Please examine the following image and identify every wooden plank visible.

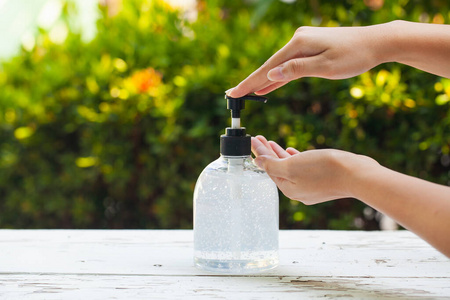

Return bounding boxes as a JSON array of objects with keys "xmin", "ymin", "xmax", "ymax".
[
  {"xmin": 0, "ymin": 230, "xmax": 447, "ymax": 277},
  {"xmin": 1, "ymin": 274, "xmax": 449, "ymax": 299},
  {"xmin": 0, "ymin": 230, "xmax": 448, "ymax": 298}
]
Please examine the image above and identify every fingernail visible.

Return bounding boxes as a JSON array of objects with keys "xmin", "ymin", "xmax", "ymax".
[
  {"xmin": 225, "ymin": 88, "xmax": 235, "ymax": 96},
  {"xmin": 267, "ymin": 67, "xmax": 285, "ymax": 81}
]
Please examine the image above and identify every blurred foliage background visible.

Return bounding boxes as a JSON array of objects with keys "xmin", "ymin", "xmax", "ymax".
[{"xmin": 0, "ymin": 0, "xmax": 449, "ymax": 229}]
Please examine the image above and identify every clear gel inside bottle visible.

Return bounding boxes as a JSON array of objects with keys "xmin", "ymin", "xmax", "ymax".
[{"xmin": 193, "ymin": 155, "xmax": 279, "ymax": 273}]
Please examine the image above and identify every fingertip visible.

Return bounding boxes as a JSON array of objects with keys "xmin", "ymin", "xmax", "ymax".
[
  {"xmin": 225, "ymin": 88, "xmax": 234, "ymax": 96},
  {"xmin": 226, "ymin": 88, "xmax": 236, "ymax": 97},
  {"xmin": 255, "ymin": 135, "xmax": 268, "ymax": 143},
  {"xmin": 227, "ymin": 85, "xmax": 246, "ymax": 98},
  {"xmin": 267, "ymin": 140, "xmax": 279, "ymax": 150},
  {"xmin": 251, "ymin": 136, "xmax": 260, "ymax": 148},
  {"xmin": 268, "ymin": 140, "xmax": 292, "ymax": 159},
  {"xmin": 251, "ymin": 136, "xmax": 261, "ymax": 147},
  {"xmin": 267, "ymin": 140, "xmax": 278, "ymax": 151},
  {"xmin": 286, "ymin": 147, "xmax": 301, "ymax": 155},
  {"xmin": 251, "ymin": 137, "xmax": 272, "ymax": 157}
]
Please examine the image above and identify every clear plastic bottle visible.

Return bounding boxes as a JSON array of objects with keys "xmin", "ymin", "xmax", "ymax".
[
  {"xmin": 193, "ymin": 155, "xmax": 279, "ymax": 273},
  {"xmin": 193, "ymin": 94, "xmax": 279, "ymax": 273}
]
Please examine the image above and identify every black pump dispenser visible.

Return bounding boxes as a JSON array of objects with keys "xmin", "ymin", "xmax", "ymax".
[{"xmin": 220, "ymin": 94, "xmax": 268, "ymax": 156}]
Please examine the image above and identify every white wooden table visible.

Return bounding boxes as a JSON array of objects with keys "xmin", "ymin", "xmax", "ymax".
[{"xmin": 0, "ymin": 230, "xmax": 449, "ymax": 299}]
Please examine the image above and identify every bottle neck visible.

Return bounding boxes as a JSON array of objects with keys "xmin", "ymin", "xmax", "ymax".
[{"xmin": 220, "ymin": 154, "xmax": 251, "ymax": 160}]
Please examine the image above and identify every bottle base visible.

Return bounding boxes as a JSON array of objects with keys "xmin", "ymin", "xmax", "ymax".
[{"xmin": 194, "ymin": 257, "xmax": 279, "ymax": 274}]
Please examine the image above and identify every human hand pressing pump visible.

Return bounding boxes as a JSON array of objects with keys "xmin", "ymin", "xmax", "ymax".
[{"xmin": 227, "ymin": 20, "xmax": 450, "ymax": 98}]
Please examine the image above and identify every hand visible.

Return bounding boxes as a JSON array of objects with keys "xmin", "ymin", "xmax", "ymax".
[
  {"xmin": 228, "ymin": 24, "xmax": 384, "ymax": 97},
  {"xmin": 228, "ymin": 21, "xmax": 450, "ymax": 97},
  {"xmin": 251, "ymin": 135, "xmax": 379, "ymax": 204},
  {"xmin": 253, "ymin": 136, "xmax": 450, "ymax": 258}
]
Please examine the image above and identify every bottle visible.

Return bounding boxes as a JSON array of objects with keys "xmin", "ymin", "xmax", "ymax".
[{"xmin": 193, "ymin": 94, "xmax": 279, "ymax": 273}]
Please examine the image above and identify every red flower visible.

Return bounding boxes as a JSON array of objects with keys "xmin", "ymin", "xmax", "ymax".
[{"xmin": 131, "ymin": 68, "xmax": 162, "ymax": 93}]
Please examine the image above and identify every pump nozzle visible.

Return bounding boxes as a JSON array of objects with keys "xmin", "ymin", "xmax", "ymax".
[
  {"xmin": 225, "ymin": 94, "xmax": 267, "ymax": 128},
  {"xmin": 225, "ymin": 94, "xmax": 268, "ymax": 118}
]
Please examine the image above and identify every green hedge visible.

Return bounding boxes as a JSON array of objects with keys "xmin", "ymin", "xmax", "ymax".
[{"xmin": 0, "ymin": 0, "xmax": 449, "ymax": 229}]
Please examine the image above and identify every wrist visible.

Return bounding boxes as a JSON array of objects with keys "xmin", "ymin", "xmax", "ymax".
[
  {"xmin": 340, "ymin": 153, "xmax": 382, "ymax": 200},
  {"xmin": 365, "ymin": 20, "xmax": 405, "ymax": 65}
]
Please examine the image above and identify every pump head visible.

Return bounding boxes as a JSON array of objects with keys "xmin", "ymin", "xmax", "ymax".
[
  {"xmin": 220, "ymin": 94, "xmax": 268, "ymax": 156},
  {"xmin": 225, "ymin": 95, "xmax": 267, "ymax": 125}
]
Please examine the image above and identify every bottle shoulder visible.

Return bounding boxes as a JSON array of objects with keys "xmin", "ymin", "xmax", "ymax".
[
  {"xmin": 203, "ymin": 156, "xmax": 266, "ymax": 175},
  {"xmin": 194, "ymin": 156, "xmax": 278, "ymax": 198}
]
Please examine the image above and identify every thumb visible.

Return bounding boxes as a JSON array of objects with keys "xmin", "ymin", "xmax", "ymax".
[
  {"xmin": 267, "ymin": 56, "xmax": 321, "ymax": 82},
  {"xmin": 254, "ymin": 155, "xmax": 290, "ymax": 179}
]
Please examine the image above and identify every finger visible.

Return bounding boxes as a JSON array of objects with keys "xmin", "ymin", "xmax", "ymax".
[
  {"xmin": 254, "ymin": 155, "xmax": 291, "ymax": 179},
  {"xmin": 230, "ymin": 54, "xmax": 323, "ymax": 96},
  {"xmin": 255, "ymin": 135, "xmax": 278, "ymax": 157},
  {"xmin": 268, "ymin": 141, "xmax": 291, "ymax": 158},
  {"xmin": 267, "ymin": 55, "xmax": 324, "ymax": 82},
  {"xmin": 257, "ymin": 157, "xmax": 298, "ymax": 199},
  {"xmin": 251, "ymin": 137, "xmax": 275, "ymax": 157},
  {"xmin": 227, "ymin": 71, "xmax": 272, "ymax": 98},
  {"xmin": 286, "ymin": 147, "xmax": 301, "ymax": 155},
  {"xmin": 267, "ymin": 174, "xmax": 294, "ymax": 194},
  {"xmin": 255, "ymin": 81, "xmax": 290, "ymax": 95},
  {"xmin": 227, "ymin": 40, "xmax": 299, "ymax": 98}
]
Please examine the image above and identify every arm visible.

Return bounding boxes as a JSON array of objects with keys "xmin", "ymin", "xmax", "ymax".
[
  {"xmin": 382, "ymin": 21, "xmax": 450, "ymax": 78},
  {"xmin": 252, "ymin": 136, "xmax": 450, "ymax": 258},
  {"xmin": 228, "ymin": 20, "xmax": 450, "ymax": 98},
  {"xmin": 351, "ymin": 162, "xmax": 450, "ymax": 258}
]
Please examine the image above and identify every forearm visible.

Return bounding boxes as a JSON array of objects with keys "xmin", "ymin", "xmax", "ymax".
[
  {"xmin": 350, "ymin": 164, "xmax": 450, "ymax": 258},
  {"xmin": 373, "ymin": 20, "xmax": 450, "ymax": 78}
]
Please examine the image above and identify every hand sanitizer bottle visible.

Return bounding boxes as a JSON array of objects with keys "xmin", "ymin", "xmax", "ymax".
[{"xmin": 193, "ymin": 94, "xmax": 279, "ymax": 273}]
